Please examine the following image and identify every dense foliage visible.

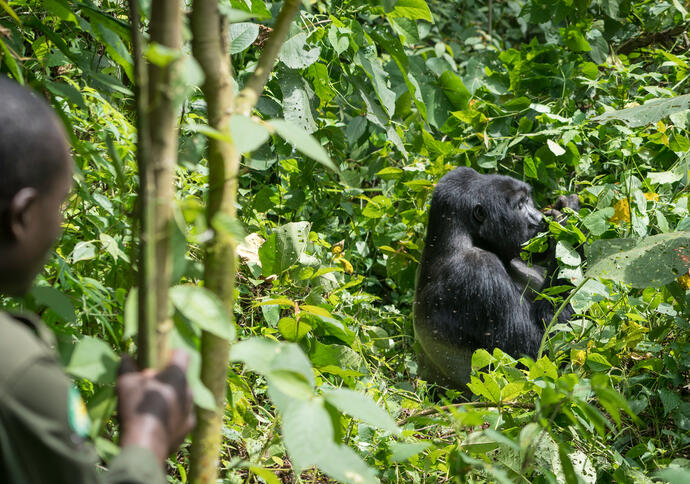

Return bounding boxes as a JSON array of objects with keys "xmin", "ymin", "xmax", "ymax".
[{"xmin": 1, "ymin": 0, "xmax": 689, "ymax": 482}]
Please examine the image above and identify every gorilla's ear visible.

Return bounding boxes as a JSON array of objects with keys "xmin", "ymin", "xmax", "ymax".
[{"xmin": 473, "ymin": 204, "xmax": 486, "ymax": 223}]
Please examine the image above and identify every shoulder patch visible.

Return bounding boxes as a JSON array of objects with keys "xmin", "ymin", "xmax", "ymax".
[{"xmin": 67, "ymin": 385, "xmax": 91, "ymax": 438}]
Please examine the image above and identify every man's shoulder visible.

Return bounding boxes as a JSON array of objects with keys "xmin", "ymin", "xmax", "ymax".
[{"xmin": 0, "ymin": 312, "xmax": 55, "ymax": 388}]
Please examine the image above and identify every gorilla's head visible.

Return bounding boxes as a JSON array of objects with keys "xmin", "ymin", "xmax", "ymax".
[{"xmin": 427, "ymin": 167, "xmax": 543, "ymax": 263}]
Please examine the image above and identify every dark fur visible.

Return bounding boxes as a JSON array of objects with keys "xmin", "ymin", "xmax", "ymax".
[{"xmin": 414, "ymin": 167, "xmax": 574, "ymax": 388}]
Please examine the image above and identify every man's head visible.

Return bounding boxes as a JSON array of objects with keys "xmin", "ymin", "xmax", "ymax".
[{"xmin": 0, "ymin": 77, "xmax": 73, "ymax": 296}]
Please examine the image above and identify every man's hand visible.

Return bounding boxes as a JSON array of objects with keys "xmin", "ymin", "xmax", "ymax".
[{"xmin": 117, "ymin": 349, "xmax": 195, "ymax": 463}]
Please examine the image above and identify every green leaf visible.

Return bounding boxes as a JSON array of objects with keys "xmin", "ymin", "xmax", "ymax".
[
  {"xmin": 170, "ymin": 285, "xmax": 236, "ymax": 341},
  {"xmin": 65, "ymin": 337, "xmax": 119, "ymax": 384},
  {"xmin": 529, "ymin": 356, "xmax": 559, "ymax": 381},
  {"xmin": 269, "ymin": 370, "xmax": 314, "ymax": 400},
  {"xmin": 354, "ymin": 50, "xmax": 397, "ymax": 118},
  {"xmin": 279, "ymin": 33, "xmax": 321, "ymax": 69},
  {"xmin": 0, "ymin": 0, "xmax": 21, "ymax": 23},
  {"xmin": 556, "ymin": 241, "xmax": 581, "ymax": 266},
  {"xmin": 258, "ymin": 221, "xmax": 311, "ymax": 276},
  {"xmin": 99, "ymin": 233, "xmax": 129, "ymax": 262},
  {"xmin": 558, "ymin": 446, "xmax": 579, "ymax": 484},
  {"xmin": 388, "ymin": 442, "xmax": 432, "ymax": 462},
  {"xmin": 46, "ymin": 80, "xmax": 85, "ymax": 109},
  {"xmin": 586, "ymin": 233, "xmax": 690, "ymax": 288},
  {"xmin": 385, "ymin": 0, "xmax": 433, "ymax": 22},
  {"xmin": 462, "ymin": 431, "xmax": 500, "ymax": 454},
  {"xmin": 72, "ymin": 241, "xmax": 97, "ymax": 263},
  {"xmin": 219, "ymin": 6, "xmax": 270, "ymax": 22},
  {"xmin": 547, "ymin": 139, "xmax": 566, "ymax": 156},
  {"xmin": 322, "ymin": 388, "xmax": 400, "ymax": 434},
  {"xmin": 93, "ymin": 21, "xmax": 133, "ymax": 80},
  {"xmin": 30, "ymin": 286, "xmax": 75, "ymax": 323},
  {"xmin": 592, "ymin": 94, "xmax": 690, "ymax": 128},
  {"xmin": 229, "ymin": 22, "xmax": 259, "ymax": 54},
  {"xmin": 249, "ymin": 467, "xmax": 281, "ymax": 484},
  {"xmin": 659, "ymin": 388, "xmax": 682, "ymax": 416},
  {"xmin": 269, "ymin": 119, "xmax": 337, "ymax": 172},
  {"xmin": 562, "ymin": 27, "xmax": 591, "ymax": 52},
  {"xmin": 439, "ymin": 71, "xmax": 471, "ymax": 110},
  {"xmin": 278, "ymin": 70, "xmax": 318, "ymax": 134},
  {"xmin": 145, "ymin": 42, "xmax": 180, "ymax": 67},
  {"xmin": 44, "ymin": 0, "xmax": 77, "ymax": 23},
  {"xmin": 278, "ymin": 317, "xmax": 312, "ymax": 341},
  {"xmin": 586, "ymin": 353, "xmax": 612, "ymax": 372},
  {"xmin": 281, "ymin": 398, "xmax": 378, "ymax": 483},
  {"xmin": 230, "ymin": 338, "xmax": 315, "ymax": 388},
  {"xmin": 124, "ymin": 288, "xmax": 138, "ymax": 340},
  {"xmin": 471, "ymin": 349, "xmax": 493, "ymax": 370},
  {"xmin": 656, "ymin": 467, "xmax": 690, "ymax": 484},
  {"xmin": 0, "ymin": 37, "xmax": 23, "ymax": 84}
]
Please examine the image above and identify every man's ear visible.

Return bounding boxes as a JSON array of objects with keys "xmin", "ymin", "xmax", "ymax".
[{"xmin": 8, "ymin": 187, "xmax": 39, "ymax": 241}]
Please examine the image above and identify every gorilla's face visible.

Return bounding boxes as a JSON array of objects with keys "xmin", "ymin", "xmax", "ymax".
[{"xmin": 475, "ymin": 177, "xmax": 543, "ymax": 262}]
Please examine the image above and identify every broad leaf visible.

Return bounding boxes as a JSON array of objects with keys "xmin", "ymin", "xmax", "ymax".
[
  {"xmin": 65, "ymin": 337, "xmax": 119, "ymax": 384},
  {"xmin": 229, "ymin": 22, "xmax": 259, "ymax": 54},
  {"xmin": 229, "ymin": 115, "xmax": 270, "ymax": 153},
  {"xmin": 269, "ymin": 119, "xmax": 337, "ymax": 171},
  {"xmin": 258, "ymin": 221, "xmax": 311, "ymax": 276},
  {"xmin": 279, "ymin": 33, "xmax": 321, "ymax": 69},
  {"xmin": 170, "ymin": 285, "xmax": 236, "ymax": 341},
  {"xmin": 592, "ymin": 94, "xmax": 690, "ymax": 128},
  {"xmin": 322, "ymin": 388, "xmax": 400, "ymax": 434},
  {"xmin": 586, "ymin": 233, "xmax": 690, "ymax": 288}
]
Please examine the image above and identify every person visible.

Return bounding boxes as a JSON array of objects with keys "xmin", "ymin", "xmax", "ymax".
[{"xmin": 0, "ymin": 76, "xmax": 195, "ymax": 483}]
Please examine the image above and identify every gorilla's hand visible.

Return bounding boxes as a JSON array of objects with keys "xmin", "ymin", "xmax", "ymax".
[{"xmin": 543, "ymin": 194, "xmax": 579, "ymax": 224}]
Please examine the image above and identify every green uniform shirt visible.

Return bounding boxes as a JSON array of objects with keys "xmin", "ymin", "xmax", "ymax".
[{"xmin": 0, "ymin": 312, "xmax": 166, "ymax": 484}]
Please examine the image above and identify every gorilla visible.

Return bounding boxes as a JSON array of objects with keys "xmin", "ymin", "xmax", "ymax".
[{"xmin": 413, "ymin": 167, "xmax": 578, "ymax": 388}]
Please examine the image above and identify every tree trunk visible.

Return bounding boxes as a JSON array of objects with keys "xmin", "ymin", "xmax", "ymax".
[
  {"xmin": 128, "ymin": 0, "xmax": 156, "ymax": 369},
  {"xmin": 189, "ymin": 1, "xmax": 238, "ymax": 482},
  {"xmin": 189, "ymin": 0, "xmax": 302, "ymax": 482},
  {"xmin": 147, "ymin": 0, "xmax": 183, "ymax": 363}
]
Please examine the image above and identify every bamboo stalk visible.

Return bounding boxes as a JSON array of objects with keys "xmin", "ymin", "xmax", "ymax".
[
  {"xmin": 128, "ymin": 0, "xmax": 156, "ymax": 369},
  {"xmin": 189, "ymin": 1, "xmax": 237, "ymax": 481},
  {"xmin": 147, "ymin": 0, "xmax": 183, "ymax": 364},
  {"xmin": 189, "ymin": 1, "xmax": 303, "ymax": 481}
]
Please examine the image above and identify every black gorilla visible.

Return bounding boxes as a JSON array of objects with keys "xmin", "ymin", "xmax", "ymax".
[{"xmin": 413, "ymin": 167, "xmax": 577, "ymax": 388}]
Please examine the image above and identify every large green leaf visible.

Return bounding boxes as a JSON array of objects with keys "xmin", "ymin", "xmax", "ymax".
[
  {"xmin": 268, "ymin": 119, "xmax": 337, "ymax": 172},
  {"xmin": 354, "ymin": 50, "xmax": 396, "ymax": 118},
  {"xmin": 322, "ymin": 388, "xmax": 400, "ymax": 434},
  {"xmin": 30, "ymin": 286, "xmax": 76, "ymax": 323},
  {"xmin": 278, "ymin": 33, "xmax": 321, "ymax": 69},
  {"xmin": 384, "ymin": 0, "xmax": 433, "ymax": 22},
  {"xmin": 278, "ymin": 70, "xmax": 318, "ymax": 133},
  {"xmin": 586, "ymin": 232, "xmax": 690, "ymax": 288},
  {"xmin": 259, "ymin": 221, "xmax": 311, "ymax": 276},
  {"xmin": 229, "ymin": 115, "xmax": 269, "ymax": 153},
  {"xmin": 281, "ymin": 398, "xmax": 378, "ymax": 483},
  {"xmin": 229, "ymin": 22, "xmax": 259, "ymax": 54},
  {"xmin": 170, "ymin": 285, "xmax": 236, "ymax": 341},
  {"xmin": 65, "ymin": 337, "xmax": 119, "ymax": 384},
  {"xmin": 591, "ymin": 94, "xmax": 690, "ymax": 128}
]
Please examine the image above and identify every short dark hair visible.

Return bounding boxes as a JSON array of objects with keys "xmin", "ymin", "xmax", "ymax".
[{"xmin": 0, "ymin": 77, "xmax": 70, "ymax": 208}]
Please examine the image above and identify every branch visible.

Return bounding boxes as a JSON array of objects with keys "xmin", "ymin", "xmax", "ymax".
[
  {"xmin": 128, "ymin": 0, "xmax": 156, "ymax": 369},
  {"xmin": 398, "ymin": 401, "xmax": 536, "ymax": 426},
  {"xmin": 234, "ymin": 0, "xmax": 301, "ymax": 115},
  {"xmin": 616, "ymin": 24, "xmax": 689, "ymax": 55}
]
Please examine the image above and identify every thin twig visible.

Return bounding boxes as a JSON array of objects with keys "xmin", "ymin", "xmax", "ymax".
[
  {"xmin": 234, "ymin": 0, "xmax": 301, "ymax": 115},
  {"xmin": 399, "ymin": 401, "xmax": 536, "ymax": 425}
]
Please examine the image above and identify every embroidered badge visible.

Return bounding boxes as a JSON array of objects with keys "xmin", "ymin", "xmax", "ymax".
[{"xmin": 67, "ymin": 385, "xmax": 91, "ymax": 438}]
